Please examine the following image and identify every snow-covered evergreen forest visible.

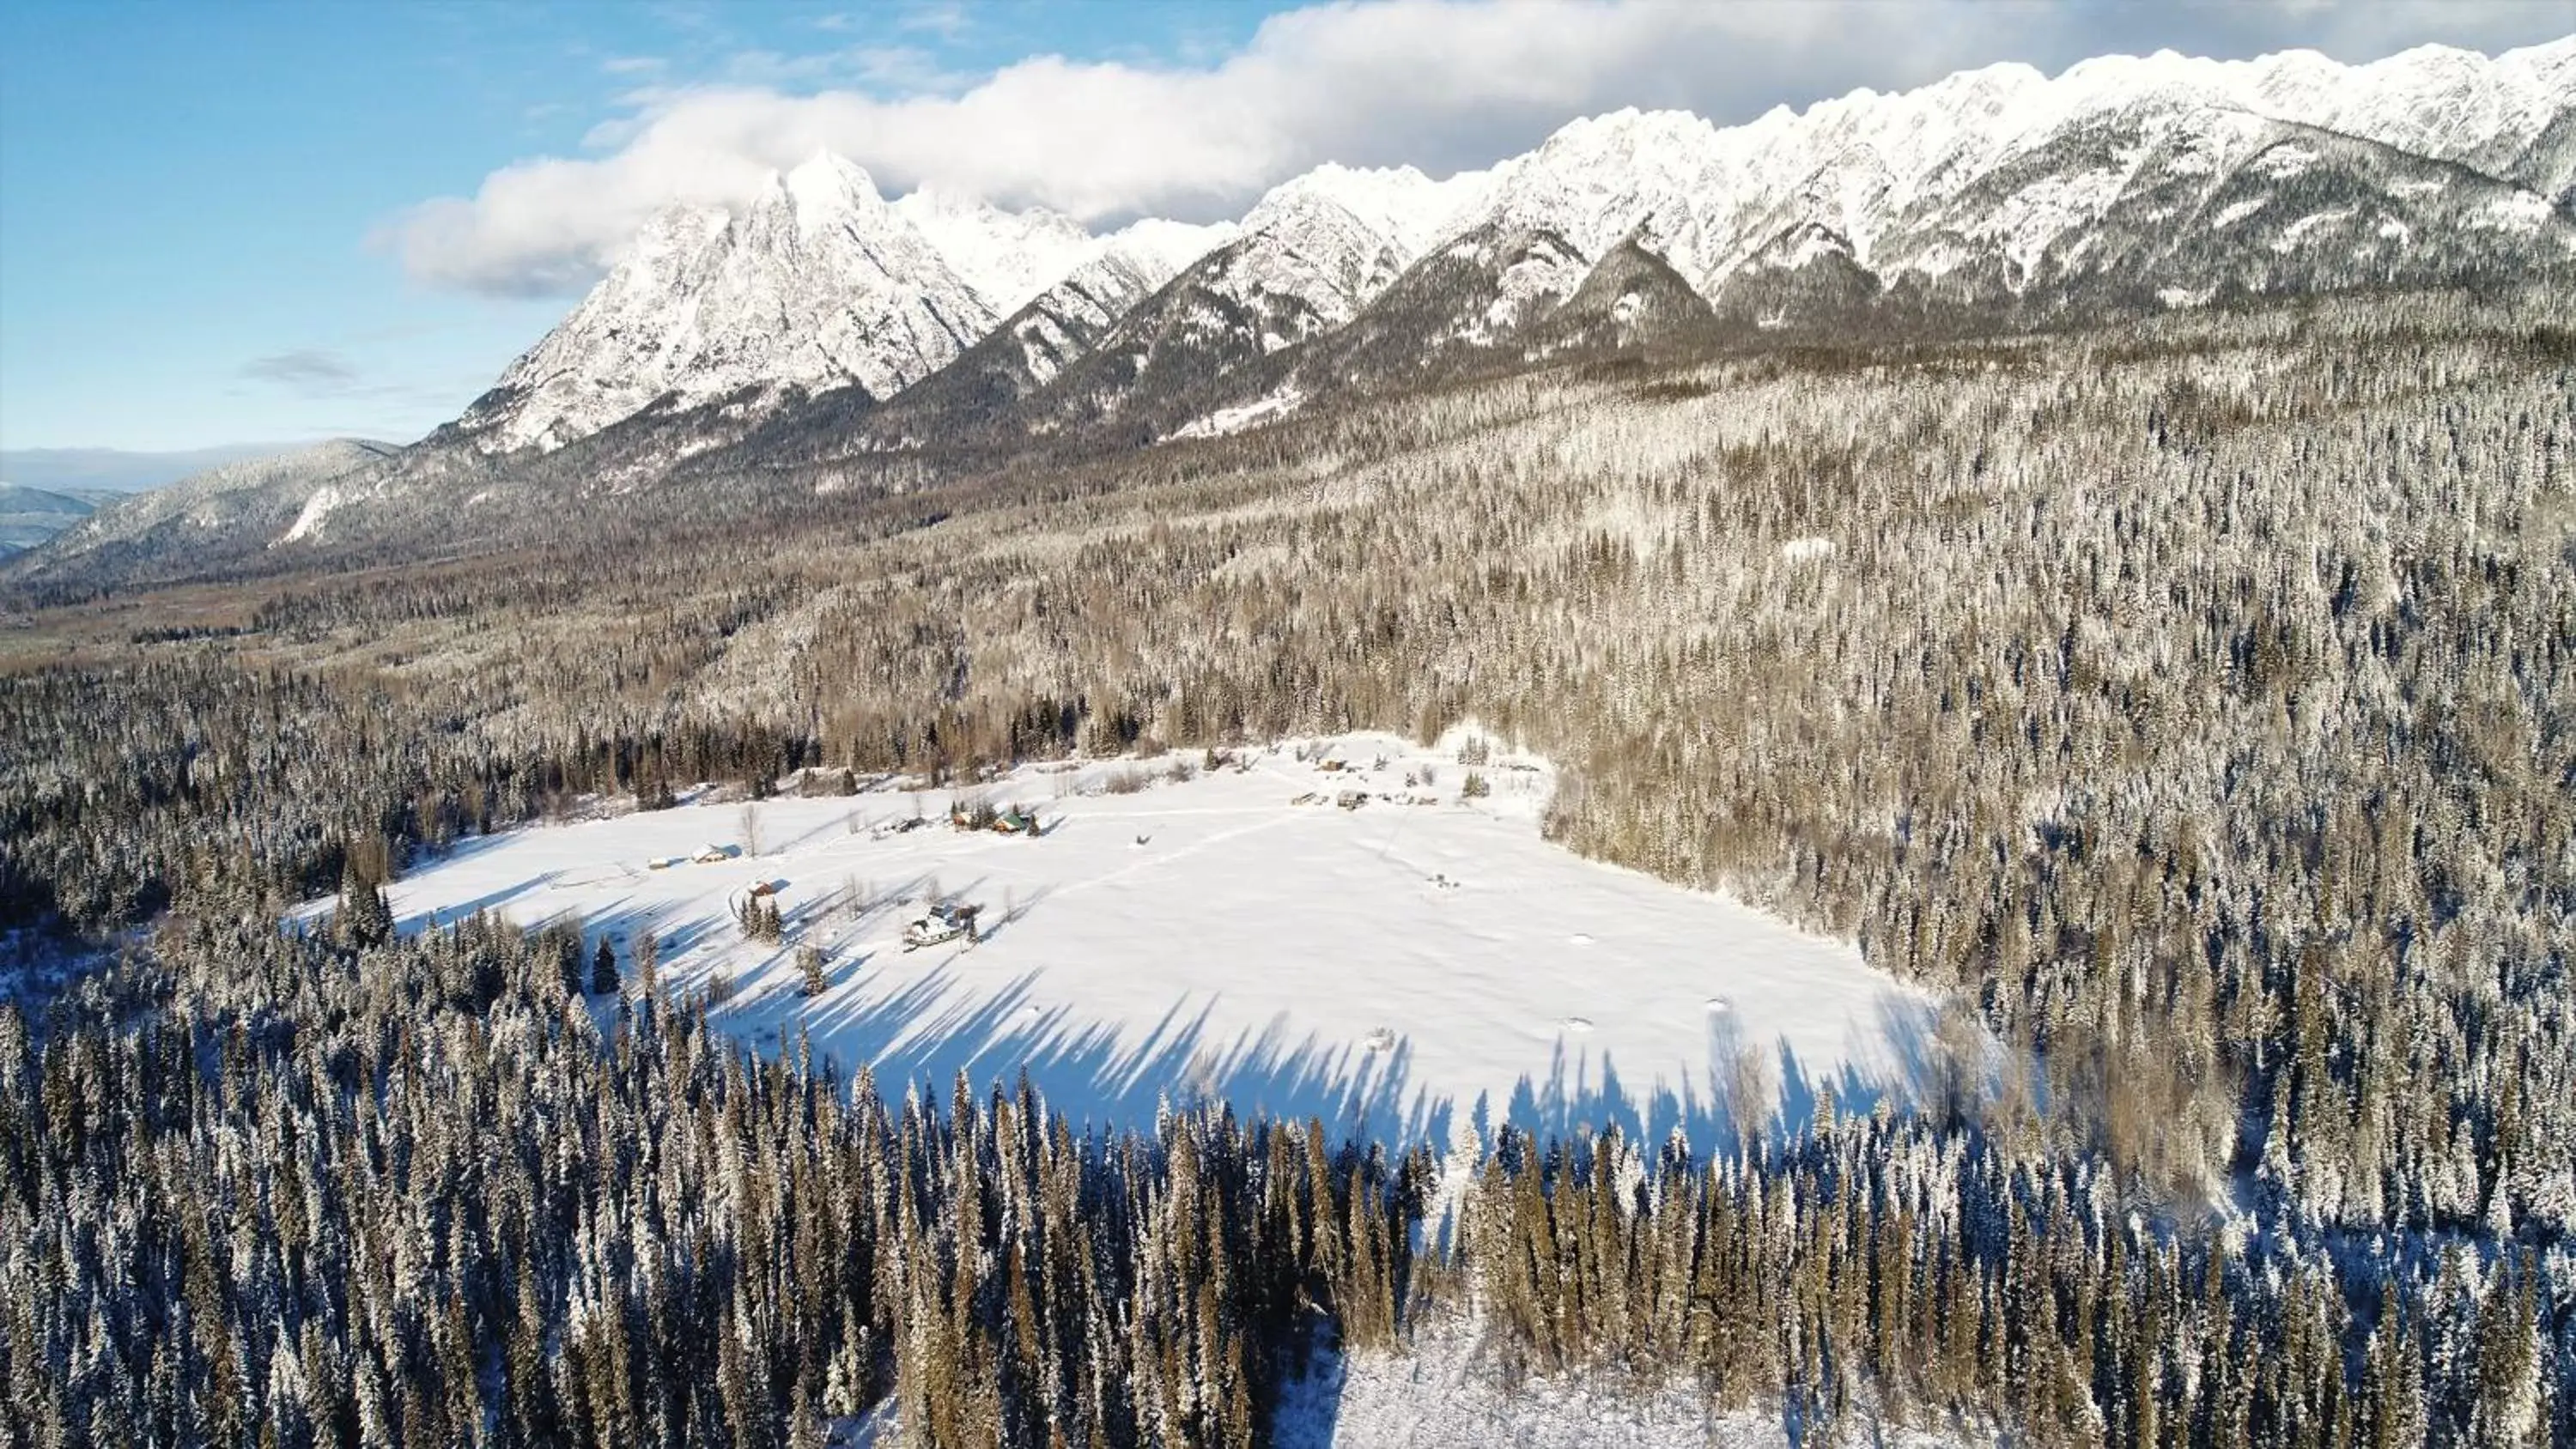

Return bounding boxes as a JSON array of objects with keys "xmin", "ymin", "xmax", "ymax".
[{"xmin": 2, "ymin": 289, "xmax": 2570, "ymax": 1444}]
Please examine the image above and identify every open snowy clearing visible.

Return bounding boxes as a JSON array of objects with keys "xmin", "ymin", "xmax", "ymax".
[
  {"xmin": 838, "ymin": 1314, "xmax": 1989, "ymax": 1449},
  {"xmin": 307, "ymin": 731, "xmax": 1933, "ymax": 1151},
  {"xmin": 1268, "ymin": 1319, "xmax": 1988, "ymax": 1449}
]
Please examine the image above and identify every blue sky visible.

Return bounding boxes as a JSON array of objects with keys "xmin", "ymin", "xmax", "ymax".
[
  {"xmin": 0, "ymin": 2, "xmax": 1267, "ymax": 452},
  {"xmin": 3, "ymin": 1, "xmax": 2567, "ymax": 452}
]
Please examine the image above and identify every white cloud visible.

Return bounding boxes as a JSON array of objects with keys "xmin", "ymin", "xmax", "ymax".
[
  {"xmin": 896, "ymin": 2, "xmax": 972, "ymax": 42},
  {"xmin": 240, "ymin": 349, "xmax": 360, "ymax": 392},
  {"xmin": 382, "ymin": 0, "xmax": 2572, "ymax": 295}
]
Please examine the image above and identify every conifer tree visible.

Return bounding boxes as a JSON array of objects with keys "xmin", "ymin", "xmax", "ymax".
[
  {"xmin": 337, "ymin": 857, "xmax": 393, "ymax": 949},
  {"xmin": 551, "ymin": 925, "xmax": 585, "ymax": 997}
]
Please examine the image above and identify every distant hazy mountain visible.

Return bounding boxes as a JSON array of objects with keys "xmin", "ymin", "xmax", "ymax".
[
  {"xmin": 0, "ymin": 443, "xmax": 292, "ymax": 497},
  {"xmin": 0, "ymin": 485, "xmax": 104, "ymax": 556},
  {"xmin": 5, "ymin": 440, "xmax": 397, "ymax": 587}
]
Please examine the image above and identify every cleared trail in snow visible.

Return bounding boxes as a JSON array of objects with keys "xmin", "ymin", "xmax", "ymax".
[{"xmin": 305, "ymin": 732, "xmax": 1935, "ymax": 1152}]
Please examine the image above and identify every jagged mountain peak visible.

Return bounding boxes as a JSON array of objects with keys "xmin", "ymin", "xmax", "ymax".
[
  {"xmin": 1101, "ymin": 215, "xmax": 1241, "ymax": 275},
  {"xmin": 630, "ymin": 201, "xmax": 732, "ymax": 254},
  {"xmin": 890, "ymin": 184, "xmax": 1095, "ymax": 314},
  {"xmin": 1530, "ymin": 106, "xmax": 1722, "ymax": 155},
  {"xmin": 455, "ymin": 150, "xmax": 1249, "ymax": 456},
  {"xmin": 1528, "ymin": 233, "xmax": 1719, "ymax": 355},
  {"xmin": 733, "ymin": 152, "xmax": 913, "ymax": 259},
  {"xmin": 453, "ymin": 151, "xmax": 1006, "ymax": 455},
  {"xmin": 778, "ymin": 151, "xmax": 886, "ymax": 225},
  {"xmin": 1244, "ymin": 161, "xmax": 1497, "ymax": 259},
  {"xmin": 2504, "ymin": 33, "xmax": 2576, "ymax": 90},
  {"xmin": 1487, "ymin": 109, "xmax": 1726, "ymax": 258}
]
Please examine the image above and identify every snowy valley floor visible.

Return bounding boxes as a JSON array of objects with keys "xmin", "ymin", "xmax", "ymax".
[{"xmin": 309, "ymin": 731, "xmax": 1932, "ymax": 1154}]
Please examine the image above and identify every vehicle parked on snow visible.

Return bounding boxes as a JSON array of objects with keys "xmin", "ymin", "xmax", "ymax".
[{"xmin": 902, "ymin": 901, "xmax": 981, "ymax": 950}]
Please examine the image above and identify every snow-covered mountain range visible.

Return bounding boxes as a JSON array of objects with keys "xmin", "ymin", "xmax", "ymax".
[
  {"xmin": 12, "ymin": 37, "xmax": 2572, "ymax": 580},
  {"xmin": 449, "ymin": 155, "xmax": 1240, "ymax": 456},
  {"xmin": 443, "ymin": 37, "xmax": 2570, "ymax": 461},
  {"xmin": 1477, "ymin": 38, "xmax": 2575, "ymax": 308}
]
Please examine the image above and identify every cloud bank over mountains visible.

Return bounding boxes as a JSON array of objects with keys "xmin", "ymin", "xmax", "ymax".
[{"xmin": 382, "ymin": 0, "xmax": 2573, "ymax": 297}]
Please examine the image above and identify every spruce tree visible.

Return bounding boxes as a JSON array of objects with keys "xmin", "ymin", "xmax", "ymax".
[
  {"xmin": 551, "ymin": 926, "xmax": 585, "ymax": 997},
  {"xmin": 592, "ymin": 937, "xmax": 619, "ymax": 996},
  {"xmin": 337, "ymin": 858, "xmax": 393, "ymax": 949}
]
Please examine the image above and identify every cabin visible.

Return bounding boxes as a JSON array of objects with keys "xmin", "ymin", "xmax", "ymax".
[
  {"xmin": 693, "ymin": 843, "xmax": 739, "ymax": 864},
  {"xmin": 1336, "ymin": 789, "xmax": 1369, "ymax": 810}
]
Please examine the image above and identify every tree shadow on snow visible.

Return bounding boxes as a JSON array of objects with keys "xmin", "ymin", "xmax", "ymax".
[
  {"xmin": 431, "ymin": 876, "xmax": 1949, "ymax": 1170},
  {"xmin": 771, "ymin": 969, "xmax": 1455, "ymax": 1146},
  {"xmin": 1496, "ymin": 997, "xmax": 1944, "ymax": 1162}
]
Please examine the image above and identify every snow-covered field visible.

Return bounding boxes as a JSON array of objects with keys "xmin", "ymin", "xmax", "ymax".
[
  {"xmin": 313, "ymin": 731, "xmax": 1932, "ymax": 1151},
  {"xmin": 1272, "ymin": 1319, "xmax": 1988, "ymax": 1449},
  {"xmin": 840, "ymin": 1314, "xmax": 1987, "ymax": 1449}
]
